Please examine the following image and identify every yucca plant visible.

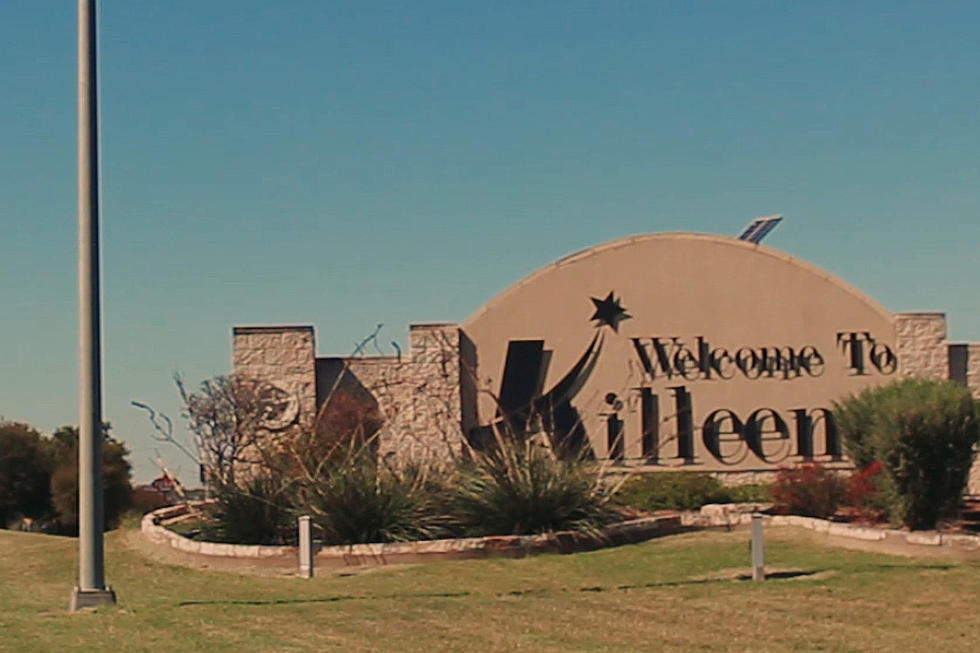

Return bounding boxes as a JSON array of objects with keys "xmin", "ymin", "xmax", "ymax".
[
  {"xmin": 202, "ymin": 475, "xmax": 297, "ymax": 544},
  {"xmin": 452, "ymin": 431, "xmax": 619, "ymax": 537},
  {"xmin": 300, "ymin": 448, "xmax": 454, "ymax": 545}
]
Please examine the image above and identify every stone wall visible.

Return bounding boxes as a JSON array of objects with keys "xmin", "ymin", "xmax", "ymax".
[
  {"xmin": 231, "ymin": 323, "xmax": 466, "ymax": 464},
  {"xmin": 342, "ymin": 323, "xmax": 465, "ymax": 463},
  {"xmin": 895, "ymin": 312, "xmax": 949, "ymax": 380},
  {"xmin": 967, "ymin": 344, "xmax": 980, "ymax": 400},
  {"xmin": 232, "ymin": 326, "xmax": 317, "ymax": 431},
  {"xmin": 228, "ymin": 318, "xmax": 980, "ymax": 495},
  {"xmin": 965, "ymin": 343, "xmax": 980, "ymax": 495}
]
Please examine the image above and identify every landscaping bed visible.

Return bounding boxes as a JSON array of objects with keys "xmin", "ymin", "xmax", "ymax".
[
  {"xmin": 684, "ymin": 502, "xmax": 980, "ymax": 551},
  {"xmin": 142, "ymin": 502, "xmax": 685, "ymax": 567}
]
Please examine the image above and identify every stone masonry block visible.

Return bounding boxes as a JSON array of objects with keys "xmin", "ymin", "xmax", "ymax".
[
  {"xmin": 895, "ymin": 312, "xmax": 948, "ymax": 380},
  {"xmin": 967, "ymin": 344, "xmax": 980, "ymax": 400}
]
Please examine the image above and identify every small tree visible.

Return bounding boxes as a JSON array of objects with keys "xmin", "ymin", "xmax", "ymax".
[
  {"xmin": 135, "ymin": 374, "xmax": 299, "ymax": 491},
  {"xmin": 834, "ymin": 379, "xmax": 979, "ymax": 529},
  {"xmin": 47, "ymin": 424, "xmax": 133, "ymax": 534},
  {"xmin": 0, "ymin": 422, "xmax": 52, "ymax": 527}
]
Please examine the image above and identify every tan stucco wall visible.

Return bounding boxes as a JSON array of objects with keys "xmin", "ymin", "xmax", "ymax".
[{"xmin": 463, "ymin": 233, "xmax": 900, "ymax": 472}]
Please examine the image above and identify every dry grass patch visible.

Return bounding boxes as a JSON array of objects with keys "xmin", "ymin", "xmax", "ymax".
[{"xmin": 1, "ymin": 526, "xmax": 979, "ymax": 652}]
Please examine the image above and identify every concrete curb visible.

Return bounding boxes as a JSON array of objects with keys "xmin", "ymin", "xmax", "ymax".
[
  {"xmin": 685, "ymin": 503, "xmax": 980, "ymax": 549},
  {"xmin": 140, "ymin": 503, "xmax": 684, "ymax": 567}
]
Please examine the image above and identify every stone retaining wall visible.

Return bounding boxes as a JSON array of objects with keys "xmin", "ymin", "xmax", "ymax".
[
  {"xmin": 142, "ymin": 502, "xmax": 980, "ymax": 574},
  {"xmin": 686, "ymin": 503, "xmax": 980, "ymax": 549},
  {"xmin": 141, "ymin": 504, "xmax": 683, "ymax": 569},
  {"xmin": 141, "ymin": 504, "xmax": 294, "ymax": 560}
]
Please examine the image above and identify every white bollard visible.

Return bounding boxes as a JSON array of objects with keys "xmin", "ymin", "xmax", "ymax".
[
  {"xmin": 751, "ymin": 513, "xmax": 765, "ymax": 581},
  {"xmin": 298, "ymin": 515, "xmax": 313, "ymax": 579}
]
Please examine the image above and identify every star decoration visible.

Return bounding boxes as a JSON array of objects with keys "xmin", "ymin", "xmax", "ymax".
[{"xmin": 590, "ymin": 291, "xmax": 631, "ymax": 332}]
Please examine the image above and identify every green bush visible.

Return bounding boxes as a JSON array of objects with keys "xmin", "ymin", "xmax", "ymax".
[
  {"xmin": 206, "ymin": 436, "xmax": 619, "ymax": 544},
  {"xmin": 613, "ymin": 472, "xmax": 730, "ymax": 511},
  {"xmin": 846, "ymin": 461, "xmax": 896, "ymax": 522},
  {"xmin": 771, "ymin": 464, "xmax": 847, "ymax": 518},
  {"xmin": 452, "ymin": 438, "xmax": 618, "ymax": 536},
  {"xmin": 0, "ymin": 422, "xmax": 52, "ymax": 526},
  {"xmin": 726, "ymin": 483, "xmax": 772, "ymax": 503},
  {"xmin": 46, "ymin": 425, "xmax": 133, "ymax": 534},
  {"xmin": 834, "ymin": 378, "xmax": 980, "ymax": 530},
  {"xmin": 203, "ymin": 476, "xmax": 296, "ymax": 544},
  {"xmin": 0, "ymin": 422, "xmax": 133, "ymax": 534},
  {"xmin": 302, "ymin": 451, "xmax": 453, "ymax": 545}
]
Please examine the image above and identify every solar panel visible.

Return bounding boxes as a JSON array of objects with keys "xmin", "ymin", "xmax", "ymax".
[{"xmin": 737, "ymin": 214, "xmax": 783, "ymax": 244}]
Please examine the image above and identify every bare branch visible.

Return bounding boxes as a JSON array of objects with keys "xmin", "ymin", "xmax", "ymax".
[{"xmin": 131, "ymin": 400, "xmax": 200, "ymax": 465}]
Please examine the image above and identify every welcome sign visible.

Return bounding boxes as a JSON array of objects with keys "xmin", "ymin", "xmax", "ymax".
[{"xmin": 461, "ymin": 234, "xmax": 898, "ymax": 471}]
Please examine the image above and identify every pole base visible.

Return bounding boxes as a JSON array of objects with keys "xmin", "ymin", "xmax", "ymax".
[{"xmin": 69, "ymin": 587, "xmax": 117, "ymax": 612}]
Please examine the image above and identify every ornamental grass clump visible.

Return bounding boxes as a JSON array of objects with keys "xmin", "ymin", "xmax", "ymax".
[
  {"xmin": 301, "ymin": 450, "xmax": 454, "ymax": 545},
  {"xmin": 203, "ymin": 475, "xmax": 297, "ymax": 544},
  {"xmin": 452, "ymin": 435, "xmax": 619, "ymax": 537},
  {"xmin": 834, "ymin": 378, "xmax": 979, "ymax": 530}
]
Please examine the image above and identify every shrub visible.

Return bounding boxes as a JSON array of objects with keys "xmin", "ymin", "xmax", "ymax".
[
  {"xmin": 203, "ymin": 476, "xmax": 296, "ymax": 544},
  {"xmin": 771, "ymin": 464, "xmax": 847, "ymax": 518},
  {"xmin": 0, "ymin": 422, "xmax": 52, "ymax": 526},
  {"xmin": 834, "ymin": 379, "xmax": 979, "ymax": 529},
  {"xmin": 301, "ymin": 451, "xmax": 452, "ymax": 545},
  {"xmin": 845, "ymin": 461, "xmax": 895, "ymax": 521},
  {"xmin": 46, "ymin": 425, "xmax": 133, "ymax": 534},
  {"xmin": 452, "ymin": 437, "xmax": 618, "ymax": 536},
  {"xmin": 725, "ymin": 483, "xmax": 773, "ymax": 504},
  {"xmin": 833, "ymin": 386, "xmax": 886, "ymax": 468},
  {"xmin": 613, "ymin": 472, "xmax": 730, "ymax": 511},
  {"xmin": 131, "ymin": 487, "xmax": 172, "ymax": 515}
]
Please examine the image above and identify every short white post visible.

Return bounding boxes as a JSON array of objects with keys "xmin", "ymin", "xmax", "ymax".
[
  {"xmin": 298, "ymin": 516, "xmax": 313, "ymax": 579},
  {"xmin": 751, "ymin": 513, "xmax": 765, "ymax": 581}
]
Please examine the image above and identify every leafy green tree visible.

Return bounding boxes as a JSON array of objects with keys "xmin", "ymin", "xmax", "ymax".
[
  {"xmin": 47, "ymin": 424, "xmax": 133, "ymax": 534},
  {"xmin": 834, "ymin": 379, "xmax": 979, "ymax": 529},
  {"xmin": 0, "ymin": 422, "xmax": 52, "ymax": 526}
]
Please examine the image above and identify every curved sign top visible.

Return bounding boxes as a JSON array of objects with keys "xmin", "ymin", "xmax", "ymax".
[{"xmin": 462, "ymin": 233, "xmax": 897, "ymax": 471}]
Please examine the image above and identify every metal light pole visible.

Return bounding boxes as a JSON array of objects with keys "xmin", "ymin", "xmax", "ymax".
[{"xmin": 70, "ymin": 0, "xmax": 116, "ymax": 612}]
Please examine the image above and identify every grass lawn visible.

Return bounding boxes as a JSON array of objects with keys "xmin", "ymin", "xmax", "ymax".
[{"xmin": 1, "ymin": 526, "xmax": 978, "ymax": 652}]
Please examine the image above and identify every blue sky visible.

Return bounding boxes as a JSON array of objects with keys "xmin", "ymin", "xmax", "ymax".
[{"xmin": 2, "ymin": 1, "xmax": 978, "ymax": 482}]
